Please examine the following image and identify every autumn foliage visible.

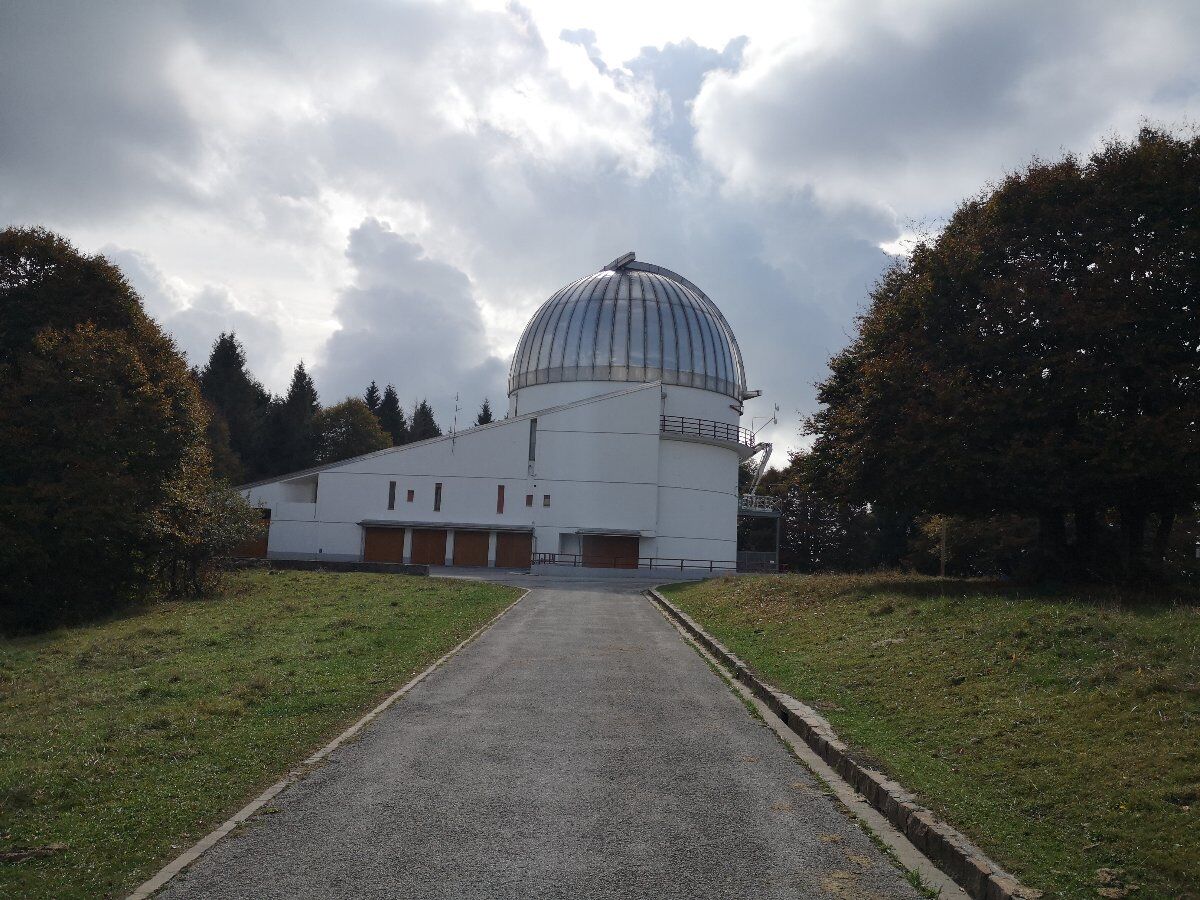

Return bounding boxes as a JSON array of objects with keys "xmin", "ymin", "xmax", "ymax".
[{"xmin": 0, "ymin": 227, "xmax": 257, "ymax": 629}]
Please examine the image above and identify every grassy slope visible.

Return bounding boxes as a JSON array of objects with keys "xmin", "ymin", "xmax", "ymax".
[
  {"xmin": 0, "ymin": 571, "xmax": 519, "ymax": 899},
  {"xmin": 662, "ymin": 574, "xmax": 1199, "ymax": 900}
]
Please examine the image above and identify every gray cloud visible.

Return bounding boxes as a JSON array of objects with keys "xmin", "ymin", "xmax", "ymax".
[
  {"xmin": 102, "ymin": 246, "xmax": 282, "ymax": 374},
  {"xmin": 2, "ymin": 0, "xmax": 1198, "ymax": 454},
  {"xmin": 693, "ymin": 1, "xmax": 1200, "ymax": 217},
  {"xmin": 317, "ymin": 219, "xmax": 506, "ymax": 420}
]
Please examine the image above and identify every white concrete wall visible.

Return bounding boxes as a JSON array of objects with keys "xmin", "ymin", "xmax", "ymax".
[
  {"xmin": 509, "ymin": 380, "xmax": 739, "ymax": 426},
  {"xmin": 243, "ymin": 383, "xmax": 682, "ymax": 562},
  {"xmin": 654, "ymin": 437, "xmax": 739, "ymax": 564}
]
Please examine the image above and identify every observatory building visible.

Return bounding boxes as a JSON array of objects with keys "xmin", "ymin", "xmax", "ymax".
[{"xmin": 239, "ymin": 253, "xmax": 775, "ymax": 570}]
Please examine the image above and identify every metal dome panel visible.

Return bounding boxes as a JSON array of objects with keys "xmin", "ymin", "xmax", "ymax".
[{"xmin": 508, "ymin": 255, "xmax": 748, "ymax": 400}]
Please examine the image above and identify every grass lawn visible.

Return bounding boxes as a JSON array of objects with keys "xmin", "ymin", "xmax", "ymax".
[
  {"xmin": 662, "ymin": 574, "xmax": 1199, "ymax": 900},
  {"xmin": 0, "ymin": 570, "xmax": 520, "ymax": 899}
]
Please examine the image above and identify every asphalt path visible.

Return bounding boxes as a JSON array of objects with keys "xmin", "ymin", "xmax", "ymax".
[{"xmin": 160, "ymin": 575, "xmax": 921, "ymax": 899}]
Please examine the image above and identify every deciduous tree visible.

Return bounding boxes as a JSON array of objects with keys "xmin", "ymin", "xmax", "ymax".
[
  {"xmin": 807, "ymin": 128, "xmax": 1200, "ymax": 579},
  {"xmin": 314, "ymin": 398, "xmax": 390, "ymax": 464}
]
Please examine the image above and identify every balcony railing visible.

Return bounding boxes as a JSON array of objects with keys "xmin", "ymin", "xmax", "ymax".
[
  {"xmin": 739, "ymin": 493, "xmax": 781, "ymax": 513},
  {"xmin": 660, "ymin": 415, "xmax": 754, "ymax": 448}
]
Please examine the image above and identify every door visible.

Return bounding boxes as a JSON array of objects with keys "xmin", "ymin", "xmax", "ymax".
[
  {"xmin": 494, "ymin": 532, "xmax": 533, "ymax": 568},
  {"xmin": 410, "ymin": 529, "xmax": 448, "ymax": 565},
  {"xmin": 582, "ymin": 535, "xmax": 639, "ymax": 569},
  {"xmin": 363, "ymin": 527, "xmax": 405, "ymax": 563},
  {"xmin": 452, "ymin": 530, "xmax": 489, "ymax": 567},
  {"xmin": 234, "ymin": 510, "xmax": 271, "ymax": 557}
]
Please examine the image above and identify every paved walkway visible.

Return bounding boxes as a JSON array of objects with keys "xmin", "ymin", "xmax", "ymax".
[{"xmin": 161, "ymin": 576, "xmax": 921, "ymax": 899}]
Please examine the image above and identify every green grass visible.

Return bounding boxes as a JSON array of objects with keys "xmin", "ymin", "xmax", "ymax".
[
  {"xmin": 662, "ymin": 574, "xmax": 1200, "ymax": 900},
  {"xmin": 0, "ymin": 571, "xmax": 519, "ymax": 899}
]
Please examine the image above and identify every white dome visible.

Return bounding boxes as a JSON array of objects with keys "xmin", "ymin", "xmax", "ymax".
[{"xmin": 508, "ymin": 253, "xmax": 748, "ymax": 401}]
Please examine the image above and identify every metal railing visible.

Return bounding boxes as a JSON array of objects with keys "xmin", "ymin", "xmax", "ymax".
[
  {"xmin": 739, "ymin": 493, "xmax": 781, "ymax": 512},
  {"xmin": 660, "ymin": 415, "xmax": 754, "ymax": 448},
  {"xmin": 533, "ymin": 552, "xmax": 739, "ymax": 572}
]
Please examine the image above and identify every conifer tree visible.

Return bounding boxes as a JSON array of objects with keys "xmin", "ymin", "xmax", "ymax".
[
  {"xmin": 409, "ymin": 399, "xmax": 442, "ymax": 442},
  {"xmin": 475, "ymin": 397, "xmax": 494, "ymax": 426},
  {"xmin": 364, "ymin": 380, "xmax": 381, "ymax": 414},
  {"xmin": 264, "ymin": 362, "xmax": 320, "ymax": 476},
  {"xmin": 198, "ymin": 333, "xmax": 271, "ymax": 477},
  {"xmin": 377, "ymin": 384, "xmax": 408, "ymax": 445}
]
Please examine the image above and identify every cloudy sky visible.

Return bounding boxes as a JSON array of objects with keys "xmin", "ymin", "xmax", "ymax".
[{"xmin": 2, "ymin": 1, "xmax": 1197, "ymax": 454}]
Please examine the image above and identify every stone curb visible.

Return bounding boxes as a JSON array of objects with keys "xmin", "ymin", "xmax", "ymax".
[
  {"xmin": 126, "ymin": 587, "xmax": 530, "ymax": 899},
  {"xmin": 227, "ymin": 558, "xmax": 429, "ymax": 576},
  {"xmin": 647, "ymin": 588, "xmax": 1041, "ymax": 900}
]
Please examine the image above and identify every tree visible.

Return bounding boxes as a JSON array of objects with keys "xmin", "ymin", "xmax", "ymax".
[
  {"xmin": 409, "ymin": 399, "xmax": 442, "ymax": 442},
  {"xmin": 263, "ymin": 362, "xmax": 320, "ymax": 476},
  {"xmin": 807, "ymin": 128, "xmax": 1200, "ymax": 580},
  {"xmin": 364, "ymin": 380, "xmax": 381, "ymax": 414},
  {"xmin": 314, "ymin": 398, "xmax": 391, "ymax": 464},
  {"xmin": 203, "ymin": 401, "xmax": 245, "ymax": 483},
  {"xmin": 475, "ymin": 397, "xmax": 494, "ymax": 426},
  {"xmin": 198, "ymin": 333, "xmax": 271, "ymax": 479},
  {"xmin": 0, "ymin": 227, "xmax": 255, "ymax": 629},
  {"xmin": 377, "ymin": 384, "xmax": 408, "ymax": 445}
]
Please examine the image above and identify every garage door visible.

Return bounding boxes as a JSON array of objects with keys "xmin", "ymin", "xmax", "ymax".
[
  {"xmin": 410, "ymin": 529, "xmax": 448, "ymax": 566},
  {"xmin": 452, "ymin": 530, "xmax": 489, "ymax": 567},
  {"xmin": 234, "ymin": 511, "xmax": 271, "ymax": 558},
  {"xmin": 494, "ymin": 532, "xmax": 533, "ymax": 568},
  {"xmin": 363, "ymin": 527, "xmax": 405, "ymax": 563},
  {"xmin": 582, "ymin": 535, "xmax": 639, "ymax": 569}
]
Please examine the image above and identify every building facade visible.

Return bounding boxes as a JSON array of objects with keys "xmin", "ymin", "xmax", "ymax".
[{"xmin": 240, "ymin": 253, "xmax": 764, "ymax": 569}]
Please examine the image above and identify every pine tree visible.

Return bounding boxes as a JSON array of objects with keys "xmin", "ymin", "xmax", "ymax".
[
  {"xmin": 263, "ymin": 362, "xmax": 320, "ymax": 476},
  {"xmin": 198, "ymin": 333, "xmax": 271, "ymax": 478},
  {"xmin": 475, "ymin": 397, "xmax": 494, "ymax": 426},
  {"xmin": 409, "ymin": 399, "xmax": 442, "ymax": 442},
  {"xmin": 377, "ymin": 384, "xmax": 408, "ymax": 445},
  {"xmin": 364, "ymin": 380, "xmax": 381, "ymax": 414}
]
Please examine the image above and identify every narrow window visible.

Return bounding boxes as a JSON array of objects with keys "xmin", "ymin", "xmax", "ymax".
[
  {"xmin": 542, "ymin": 494, "xmax": 551, "ymax": 507},
  {"xmin": 434, "ymin": 482, "xmax": 442, "ymax": 512},
  {"xmin": 525, "ymin": 494, "xmax": 533, "ymax": 507},
  {"xmin": 496, "ymin": 484, "xmax": 505, "ymax": 514},
  {"xmin": 528, "ymin": 417, "xmax": 538, "ymax": 461},
  {"xmin": 407, "ymin": 489, "xmax": 414, "ymax": 503},
  {"xmin": 387, "ymin": 481, "xmax": 396, "ymax": 510}
]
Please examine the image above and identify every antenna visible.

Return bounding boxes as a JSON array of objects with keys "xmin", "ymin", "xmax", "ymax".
[{"xmin": 750, "ymin": 405, "xmax": 778, "ymax": 442}]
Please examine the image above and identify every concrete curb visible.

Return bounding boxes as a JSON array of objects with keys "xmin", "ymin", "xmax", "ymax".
[
  {"xmin": 647, "ymin": 588, "xmax": 1041, "ymax": 900},
  {"xmin": 126, "ymin": 587, "xmax": 531, "ymax": 899},
  {"xmin": 227, "ymin": 558, "xmax": 429, "ymax": 576}
]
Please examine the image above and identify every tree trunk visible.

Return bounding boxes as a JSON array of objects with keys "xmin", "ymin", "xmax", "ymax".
[
  {"xmin": 1152, "ymin": 508, "xmax": 1176, "ymax": 566},
  {"xmin": 1073, "ymin": 504, "xmax": 1099, "ymax": 571},
  {"xmin": 1119, "ymin": 504, "xmax": 1148, "ymax": 580},
  {"xmin": 1038, "ymin": 509, "xmax": 1067, "ymax": 555}
]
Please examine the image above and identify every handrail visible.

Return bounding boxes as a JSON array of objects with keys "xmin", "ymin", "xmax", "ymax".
[
  {"xmin": 532, "ymin": 552, "xmax": 738, "ymax": 572},
  {"xmin": 660, "ymin": 415, "xmax": 754, "ymax": 447}
]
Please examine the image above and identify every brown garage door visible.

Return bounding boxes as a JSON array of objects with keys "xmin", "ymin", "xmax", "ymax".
[
  {"xmin": 582, "ymin": 535, "xmax": 639, "ymax": 569},
  {"xmin": 494, "ymin": 532, "xmax": 533, "ymax": 568},
  {"xmin": 234, "ymin": 511, "xmax": 271, "ymax": 558},
  {"xmin": 410, "ymin": 529, "xmax": 448, "ymax": 565},
  {"xmin": 452, "ymin": 530, "xmax": 489, "ymax": 567},
  {"xmin": 363, "ymin": 527, "xmax": 405, "ymax": 563}
]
